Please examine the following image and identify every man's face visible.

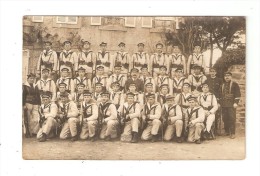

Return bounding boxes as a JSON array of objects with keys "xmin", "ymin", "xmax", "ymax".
[
  {"xmin": 182, "ymin": 86, "xmax": 190, "ymax": 93},
  {"xmin": 28, "ymin": 77, "xmax": 35, "ymax": 84},
  {"xmin": 61, "ymin": 71, "xmax": 68, "ymax": 77},
  {"xmin": 44, "ymin": 43, "xmax": 51, "ymax": 51},
  {"xmin": 64, "ymin": 43, "xmax": 71, "ymax": 51},
  {"xmin": 101, "ymin": 95, "xmax": 109, "ymax": 103},
  {"xmin": 145, "ymin": 86, "xmax": 153, "ymax": 93},
  {"xmin": 127, "ymin": 96, "xmax": 134, "ymax": 104},
  {"xmin": 129, "ymin": 85, "xmax": 136, "ymax": 92},
  {"xmin": 112, "ymin": 85, "xmax": 120, "ymax": 92},
  {"xmin": 114, "ymin": 67, "xmax": 121, "ymax": 75},
  {"xmin": 161, "ymin": 87, "xmax": 169, "ymax": 95},
  {"xmin": 78, "ymin": 70, "xmax": 85, "ymax": 77},
  {"xmin": 119, "ymin": 45, "xmax": 125, "ymax": 52},
  {"xmin": 166, "ymin": 99, "xmax": 174, "ymax": 107},
  {"xmin": 42, "ymin": 71, "xmax": 49, "ymax": 79},
  {"xmin": 77, "ymin": 86, "xmax": 84, "ymax": 93},
  {"xmin": 194, "ymin": 68, "xmax": 201, "ymax": 75},
  {"xmin": 224, "ymin": 74, "xmax": 232, "ymax": 82},
  {"xmin": 210, "ymin": 69, "xmax": 216, "ymax": 77},
  {"xmin": 194, "ymin": 46, "xmax": 201, "ymax": 53},
  {"xmin": 148, "ymin": 97, "xmax": 155, "ymax": 105},
  {"xmin": 173, "ymin": 46, "xmax": 180, "ymax": 53},
  {"xmin": 202, "ymin": 85, "xmax": 209, "ymax": 93},
  {"xmin": 189, "ymin": 100, "xmax": 196, "ymax": 108},
  {"xmin": 156, "ymin": 45, "xmax": 163, "ymax": 53},
  {"xmin": 83, "ymin": 43, "xmax": 90, "ymax": 50},
  {"xmin": 95, "ymin": 86, "xmax": 102, "ymax": 93},
  {"xmin": 100, "ymin": 45, "xmax": 107, "ymax": 51},
  {"xmin": 42, "ymin": 97, "xmax": 51, "ymax": 106},
  {"xmin": 175, "ymin": 70, "xmax": 182, "ymax": 77},
  {"xmin": 141, "ymin": 69, "xmax": 148, "ymax": 76},
  {"xmin": 97, "ymin": 69, "xmax": 104, "ymax": 75},
  {"xmin": 138, "ymin": 45, "xmax": 144, "ymax": 52},
  {"xmin": 131, "ymin": 72, "xmax": 138, "ymax": 79},
  {"xmin": 61, "ymin": 96, "xmax": 69, "ymax": 104},
  {"xmin": 160, "ymin": 68, "xmax": 166, "ymax": 76},
  {"xmin": 59, "ymin": 86, "xmax": 66, "ymax": 92},
  {"xmin": 83, "ymin": 95, "xmax": 91, "ymax": 102}
]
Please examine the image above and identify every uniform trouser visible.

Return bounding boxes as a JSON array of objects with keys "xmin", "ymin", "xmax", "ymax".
[
  {"xmin": 204, "ymin": 112, "xmax": 215, "ymax": 132},
  {"xmin": 24, "ymin": 103, "xmax": 39, "ymax": 134},
  {"xmin": 120, "ymin": 118, "xmax": 140, "ymax": 142},
  {"xmin": 60, "ymin": 117, "xmax": 79, "ymax": 139},
  {"xmin": 222, "ymin": 107, "xmax": 236, "ymax": 134},
  {"xmin": 141, "ymin": 119, "xmax": 162, "ymax": 141},
  {"xmin": 99, "ymin": 120, "xmax": 119, "ymax": 139},
  {"xmin": 80, "ymin": 119, "xmax": 98, "ymax": 139},
  {"xmin": 37, "ymin": 117, "xmax": 57, "ymax": 139},
  {"xmin": 164, "ymin": 120, "xmax": 183, "ymax": 141},
  {"xmin": 187, "ymin": 123, "xmax": 205, "ymax": 142}
]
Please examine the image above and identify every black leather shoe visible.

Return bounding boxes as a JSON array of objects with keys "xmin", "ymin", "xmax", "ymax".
[
  {"xmin": 39, "ymin": 133, "xmax": 47, "ymax": 142},
  {"xmin": 151, "ymin": 135, "xmax": 157, "ymax": 143},
  {"xmin": 177, "ymin": 137, "xmax": 183, "ymax": 143},
  {"xmin": 195, "ymin": 139, "xmax": 201, "ymax": 144},
  {"xmin": 71, "ymin": 135, "xmax": 78, "ymax": 142},
  {"xmin": 131, "ymin": 132, "xmax": 138, "ymax": 143}
]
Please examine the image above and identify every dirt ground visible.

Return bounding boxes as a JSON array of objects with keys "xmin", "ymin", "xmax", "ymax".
[{"xmin": 22, "ymin": 131, "xmax": 245, "ymax": 160}]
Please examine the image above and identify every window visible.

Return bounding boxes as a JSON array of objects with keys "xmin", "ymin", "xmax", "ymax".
[
  {"xmin": 32, "ymin": 16, "xmax": 44, "ymax": 22},
  {"xmin": 56, "ymin": 16, "xmax": 78, "ymax": 24},
  {"xmin": 155, "ymin": 17, "xmax": 175, "ymax": 21},
  {"xmin": 91, "ymin": 17, "xmax": 102, "ymax": 25},
  {"xmin": 125, "ymin": 17, "xmax": 136, "ymax": 27},
  {"xmin": 142, "ymin": 17, "xmax": 153, "ymax": 28}
]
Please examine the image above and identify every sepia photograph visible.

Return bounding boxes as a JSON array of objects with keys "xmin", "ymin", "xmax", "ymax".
[{"xmin": 22, "ymin": 16, "xmax": 246, "ymax": 160}]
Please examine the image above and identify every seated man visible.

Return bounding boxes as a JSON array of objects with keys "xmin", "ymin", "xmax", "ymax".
[
  {"xmin": 37, "ymin": 91, "xmax": 58, "ymax": 142},
  {"xmin": 98, "ymin": 91, "xmax": 119, "ymax": 141},
  {"xmin": 92, "ymin": 83, "xmax": 103, "ymax": 106},
  {"xmin": 185, "ymin": 96, "xmax": 205, "ymax": 144},
  {"xmin": 125, "ymin": 68, "xmax": 144, "ymax": 93},
  {"xmin": 107, "ymin": 63, "xmax": 126, "ymax": 92},
  {"xmin": 79, "ymin": 90, "xmax": 98, "ymax": 141},
  {"xmin": 172, "ymin": 68, "xmax": 188, "ymax": 96},
  {"xmin": 197, "ymin": 82, "xmax": 218, "ymax": 140},
  {"xmin": 143, "ymin": 82, "xmax": 157, "ymax": 104},
  {"xmin": 139, "ymin": 64, "xmax": 155, "ymax": 92},
  {"xmin": 73, "ymin": 83, "xmax": 85, "ymax": 111},
  {"xmin": 123, "ymin": 83, "xmax": 144, "ymax": 108},
  {"xmin": 110, "ymin": 82, "xmax": 124, "ymax": 110},
  {"xmin": 74, "ymin": 66, "xmax": 92, "ymax": 91},
  {"xmin": 92, "ymin": 65, "xmax": 109, "ymax": 91},
  {"xmin": 58, "ymin": 92, "xmax": 79, "ymax": 141},
  {"xmin": 163, "ymin": 95, "xmax": 183, "ymax": 143},
  {"xmin": 118, "ymin": 92, "xmax": 141, "ymax": 143},
  {"xmin": 154, "ymin": 65, "xmax": 173, "ymax": 94},
  {"xmin": 56, "ymin": 67, "xmax": 75, "ymax": 95},
  {"xmin": 56, "ymin": 82, "xmax": 72, "ymax": 103},
  {"xmin": 156, "ymin": 84, "xmax": 171, "ymax": 106},
  {"xmin": 141, "ymin": 93, "xmax": 162, "ymax": 142}
]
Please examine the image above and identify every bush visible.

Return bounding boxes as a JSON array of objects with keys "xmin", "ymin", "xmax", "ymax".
[{"xmin": 213, "ymin": 48, "xmax": 245, "ymax": 78}]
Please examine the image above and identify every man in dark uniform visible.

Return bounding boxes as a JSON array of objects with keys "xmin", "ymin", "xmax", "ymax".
[
  {"xmin": 125, "ymin": 68, "xmax": 144, "ymax": 93},
  {"xmin": 207, "ymin": 67, "xmax": 223, "ymax": 135},
  {"xmin": 220, "ymin": 72, "xmax": 241, "ymax": 139}
]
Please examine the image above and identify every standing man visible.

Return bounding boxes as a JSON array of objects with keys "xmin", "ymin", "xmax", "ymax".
[
  {"xmin": 36, "ymin": 68, "xmax": 56, "ymax": 102},
  {"xmin": 150, "ymin": 43, "xmax": 169, "ymax": 77},
  {"xmin": 74, "ymin": 66, "xmax": 92, "ymax": 91},
  {"xmin": 197, "ymin": 82, "xmax": 218, "ymax": 140},
  {"xmin": 79, "ymin": 90, "xmax": 98, "ymax": 141},
  {"xmin": 58, "ymin": 40, "xmax": 78, "ymax": 78},
  {"xmin": 37, "ymin": 91, "xmax": 58, "ymax": 142},
  {"xmin": 141, "ymin": 93, "xmax": 162, "ymax": 142},
  {"xmin": 107, "ymin": 63, "xmax": 126, "ymax": 92},
  {"xmin": 98, "ymin": 92, "xmax": 119, "ymax": 141},
  {"xmin": 58, "ymin": 92, "xmax": 79, "ymax": 141},
  {"xmin": 130, "ymin": 43, "xmax": 150, "ymax": 73},
  {"xmin": 118, "ymin": 92, "xmax": 141, "ymax": 143},
  {"xmin": 113, "ymin": 42, "xmax": 130, "ymax": 77},
  {"xmin": 207, "ymin": 67, "xmax": 223, "ymax": 134},
  {"xmin": 56, "ymin": 67, "xmax": 75, "ymax": 96},
  {"xmin": 163, "ymin": 95, "xmax": 183, "ymax": 143},
  {"xmin": 185, "ymin": 96, "xmax": 205, "ymax": 144},
  {"xmin": 187, "ymin": 45, "xmax": 206, "ymax": 75},
  {"xmin": 36, "ymin": 41, "xmax": 58, "ymax": 81},
  {"xmin": 220, "ymin": 72, "xmax": 241, "ymax": 139},
  {"xmin": 23, "ymin": 73, "xmax": 41, "ymax": 137},
  {"xmin": 96, "ymin": 42, "xmax": 113, "ymax": 77},
  {"xmin": 169, "ymin": 44, "xmax": 186, "ymax": 76},
  {"xmin": 78, "ymin": 40, "xmax": 96, "ymax": 79}
]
